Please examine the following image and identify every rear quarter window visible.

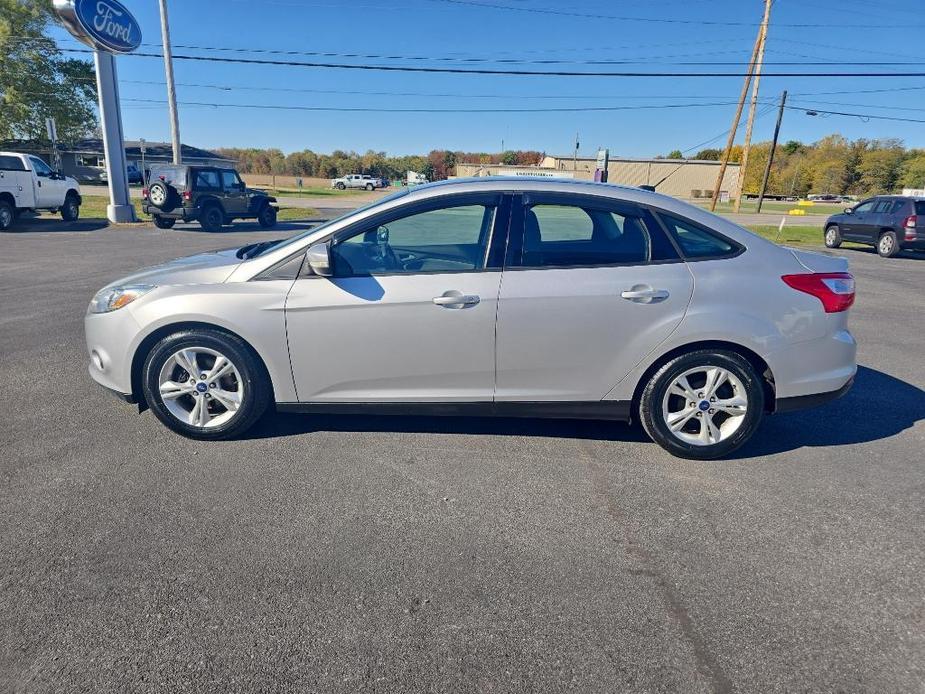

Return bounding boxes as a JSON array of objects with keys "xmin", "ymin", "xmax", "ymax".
[
  {"xmin": 658, "ymin": 213, "xmax": 741, "ymax": 259},
  {"xmin": 915, "ymin": 201, "xmax": 925, "ymax": 215}
]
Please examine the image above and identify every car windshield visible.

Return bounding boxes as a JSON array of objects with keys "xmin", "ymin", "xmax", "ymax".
[{"xmin": 245, "ymin": 188, "xmax": 410, "ymax": 258}]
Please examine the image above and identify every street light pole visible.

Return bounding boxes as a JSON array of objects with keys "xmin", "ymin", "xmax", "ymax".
[
  {"xmin": 756, "ymin": 90, "xmax": 788, "ymax": 214},
  {"xmin": 158, "ymin": 0, "xmax": 181, "ymax": 165}
]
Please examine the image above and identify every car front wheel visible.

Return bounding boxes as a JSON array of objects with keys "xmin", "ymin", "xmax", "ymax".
[
  {"xmin": 257, "ymin": 204, "xmax": 277, "ymax": 228},
  {"xmin": 61, "ymin": 194, "xmax": 80, "ymax": 222},
  {"xmin": 639, "ymin": 349, "xmax": 765, "ymax": 460},
  {"xmin": 142, "ymin": 330, "xmax": 271, "ymax": 440}
]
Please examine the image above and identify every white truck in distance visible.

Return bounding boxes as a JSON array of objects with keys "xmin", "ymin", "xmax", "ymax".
[
  {"xmin": 331, "ymin": 174, "xmax": 384, "ymax": 191},
  {"xmin": 407, "ymin": 171, "xmax": 428, "ymax": 186},
  {"xmin": 0, "ymin": 152, "xmax": 82, "ymax": 231}
]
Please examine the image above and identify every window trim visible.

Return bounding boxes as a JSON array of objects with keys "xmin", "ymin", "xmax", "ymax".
[
  {"xmin": 298, "ymin": 192, "xmax": 509, "ymax": 279},
  {"xmin": 505, "ymin": 192, "xmax": 682, "ymax": 271},
  {"xmin": 651, "ymin": 210, "xmax": 745, "ymax": 262}
]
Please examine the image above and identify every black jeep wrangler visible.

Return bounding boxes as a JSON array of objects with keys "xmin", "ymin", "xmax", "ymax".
[{"xmin": 142, "ymin": 165, "xmax": 278, "ymax": 231}]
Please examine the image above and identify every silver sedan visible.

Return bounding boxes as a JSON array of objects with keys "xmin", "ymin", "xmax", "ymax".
[{"xmin": 85, "ymin": 178, "xmax": 856, "ymax": 459}]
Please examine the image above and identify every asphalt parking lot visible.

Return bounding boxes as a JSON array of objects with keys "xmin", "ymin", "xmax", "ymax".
[{"xmin": 1, "ymin": 222, "xmax": 923, "ymax": 692}]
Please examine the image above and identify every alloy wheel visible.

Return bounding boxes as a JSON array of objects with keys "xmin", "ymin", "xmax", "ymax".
[
  {"xmin": 879, "ymin": 235, "xmax": 894, "ymax": 255},
  {"xmin": 825, "ymin": 228, "xmax": 837, "ymax": 245},
  {"xmin": 157, "ymin": 346, "xmax": 244, "ymax": 428},
  {"xmin": 661, "ymin": 366, "xmax": 748, "ymax": 447}
]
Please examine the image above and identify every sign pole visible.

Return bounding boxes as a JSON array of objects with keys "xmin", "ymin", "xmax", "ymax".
[{"xmin": 94, "ymin": 50, "xmax": 135, "ymax": 222}]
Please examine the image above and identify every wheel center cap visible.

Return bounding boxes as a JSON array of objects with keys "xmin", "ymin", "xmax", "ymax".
[
  {"xmin": 698, "ymin": 400, "xmax": 711, "ymax": 411},
  {"xmin": 196, "ymin": 382, "xmax": 208, "ymax": 393}
]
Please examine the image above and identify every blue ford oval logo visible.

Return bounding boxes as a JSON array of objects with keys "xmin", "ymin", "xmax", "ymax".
[
  {"xmin": 74, "ymin": 0, "xmax": 141, "ymax": 53},
  {"xmin": 196, "ymin": 382, "xmax": 208, "ymax": 393},
  {"xmin": 698, "ymin": 401, "xmax": 711, "ymax": 411}
]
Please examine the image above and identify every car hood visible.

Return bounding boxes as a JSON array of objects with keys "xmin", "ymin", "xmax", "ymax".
[{"xmin": 103, "ymin": 247, "xmax": 244, "ymax": 289}]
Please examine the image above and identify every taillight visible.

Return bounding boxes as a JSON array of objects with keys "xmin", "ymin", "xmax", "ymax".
[
  {"xmin": 142, "ymin": 187, "xmax": 148, "ymax": 197},
  {"xmin": 781, "ymin": 272, "xmax": 855, "ymax": 313},
  {"xmin": 182, "ymin": 190, "xmax": 191, "ymax": 201},
  {"xmin": 903, "ymin": 214, "xmax": 916, "ymax": 228}
]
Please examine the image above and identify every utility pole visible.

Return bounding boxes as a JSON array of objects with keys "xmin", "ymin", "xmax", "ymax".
[
  {"xmin": 573, "ymin": 132, "xmax": 579, "ymax": 174},
  {"xmin": 158, "ymin": 0, "xmax": 181, "ymax": 165},
  {"xmin": 733, "ymin": 0, "xmax": 771, "ymax": 213},
  {"xmin": 756, "ymin": 90, "xmax": 787, "ymax": 213},
  {"xmin": 709, "ymin": 0, "xmax": 770, "ymax": 211}
]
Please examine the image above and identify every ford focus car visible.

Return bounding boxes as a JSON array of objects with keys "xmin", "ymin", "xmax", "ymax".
[{"xmin": 85, "ymin": 178, "xmax": 856, "ymax": 459}]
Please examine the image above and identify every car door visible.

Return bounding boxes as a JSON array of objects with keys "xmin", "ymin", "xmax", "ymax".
[
  {"xmin": 841, "ymin": 198, "xmax": 876, "ymax": 240},
  {"xmin": 220, "ymin": 169, "xmax": 248, "ymax": 215},
  {"xmin": 494, "ymin": 193, "xmax": 694, "ymax": 402},
  {"xmin": 285, "ymin": 192, "xmax": 508, "ymax": 402},
  {"xmin": 27, "ymin": 156, "xmax": 60, "ymax": 207}
]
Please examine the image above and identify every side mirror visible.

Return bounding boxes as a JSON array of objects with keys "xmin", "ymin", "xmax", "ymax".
[
  {"xmin": 844, "ymin": 207, "xmax": 853, "ymax": 214},
  {"xmin": 306, "ymin": 242, "xmax": 332, "ymax": 276}
]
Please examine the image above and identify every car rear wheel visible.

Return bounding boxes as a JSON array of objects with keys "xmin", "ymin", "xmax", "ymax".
[
  {"xmin": 199, "ymin": 204, "xmax": 224, "ymax": 232},
  {"xmin": 877, "ymin": 231, "xmax": 900, "ymax": 257},
  {"xmin": 0, "ymin": 200, "xmax": 14, "ymax": 231},
  {"xmin": 257, "ymin": 204, "xmax": 277, "ymax": 228},
  {"xmin": 147, "ymin": 181, "xmax": 176, "ymax": 212},
  {"xmin": 61, "ymin": 193, "xmax": 80, "ymax": 222},
  {"xmin": 824, "ymin": 224, "xmax": 842, "ymax": 248},
  {"xmin": 153, "ymin": 215, "xmax": 176, "ymax": 229},
  {"xmin": 142, "ymin": 330, "xmax": 271, "ymax": 440},
  {"xmin": 639, "ymin": 349, "xmax": 765, "ymax": 460}
]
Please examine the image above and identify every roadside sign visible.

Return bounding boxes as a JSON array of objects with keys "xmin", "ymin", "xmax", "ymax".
[
  {"xmin": 139, "ymin": 137, "xmax": 146, "ymax": 154},
  {"xmin": 45, "ymin": 118, "xmax": 57, "ymax": 142},
  {"xmin": 52, "ymin": 0, "xmax": 142, "ymax": 54}
]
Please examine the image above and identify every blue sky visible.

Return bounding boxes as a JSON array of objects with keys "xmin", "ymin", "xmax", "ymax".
[{"xmin": 50, "ymin": 0, "xmax": 925, "ymax": 157}]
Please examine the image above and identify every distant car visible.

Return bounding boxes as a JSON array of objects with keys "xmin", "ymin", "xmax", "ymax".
[
  {"xmin": 85, "ymin": 177, "xmax": 857, "ymax": 460},
  {"xmin": 331, "ymin": 174, "xmax": 384, "ymax": 191},
  {"xmin": 142, "ymin": 164, "xmax": 278, "ymax": 231},
  {"xmin": 824, "ymin": 195, "xmax": 925, "ymax": 257},
  {"xmin": 126, "ymin": 165, "xmax": 143, "ymax": 184},
  {"xmin": 0, "ymin": 152, "xmax": 81, "ymax": 230}
]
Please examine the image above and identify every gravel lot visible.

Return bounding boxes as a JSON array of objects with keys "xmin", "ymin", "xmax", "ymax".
[{"xmin": 1, "ymin": 221, "xmax": 923, "ymax": 692}]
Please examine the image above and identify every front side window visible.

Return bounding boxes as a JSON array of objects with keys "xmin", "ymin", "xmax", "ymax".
[
  {"xmin": 221, "ymin": 170, "xmax": 242, "ymax": 190},
  {"xmin": 658, "ymin": 214, "xmax": 739, "ymax": 259},
  {"xmin": 29, "ymin": 157, "xmax": 53, "ymax": 176},
  {"xmin": 331, "ymin": 203, "xmax": 496, "ymax": 276},
  {"xmin": 194, "ymin": 169, "xmax": 221, "ymax": 190},
  {"xmin": 521, "ymin": 203, "xmax": 651, "ymax": 267},
  {"xmin": 854, "ymin": 199, "xmax": 876, "ymax": 214}
]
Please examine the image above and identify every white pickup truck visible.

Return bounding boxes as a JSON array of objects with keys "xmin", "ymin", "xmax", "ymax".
[
  {"xmin": 0, "ymin": 152, "xmax": 82, "ymax": 231},
  {"xmin": 331, "ymin": 174, "xmax": 385, "ymax": 191}
]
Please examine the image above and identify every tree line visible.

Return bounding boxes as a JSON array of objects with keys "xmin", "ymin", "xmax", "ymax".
[
  {"xmin": 664, "ymin": 135, "xmax": 925, "ymax": 197},
  {"xmin": 213, "ymin": 148, "xmax": 545, "ymax": 182}
]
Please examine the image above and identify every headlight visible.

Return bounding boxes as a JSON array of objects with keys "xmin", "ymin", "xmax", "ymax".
[{"xmin": 88, "ymin": 284, "xmax": 156, "ymax": 314}]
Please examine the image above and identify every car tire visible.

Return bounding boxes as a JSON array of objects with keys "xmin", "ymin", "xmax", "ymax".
[
  {"xmin": 153, "ymin": 215, "xmax": 176, "ymax": 229},
  {"xmin": 335, "ymin": 182, "xmax": 345, "ymax": 190},
  {"xmin": 824, "ymin": 224, "xmax": 842, "ymax": 248},
  {"xmin": 147, "ymin": 181, "xmax": 176, "ymax": 212},
  {"xmin": 141, "ymin": 329, "xmax": 272, "ymax": 440},
  {"xmin": 639, "ymin": 349, "xmax": 765, "ymax": 460},
  {"xmin": 365, "ymin": 183, "xmax": 374, "ymax": 191},
  {"xmin": 0, "ymin": 200, "xmax": 14, "ymax": 231},
  {"xmin": 257, "ymin": 204, "xmax": 277, "ymax": 228},
  {"xmin": 199, "ymin": 204, "xmax": 224, "ymax": 232},
  {"xmin": 877, "ymin": 230, "xmax": 900, "ymax": 258},
  {"xmin": 61, "ymin": 193, "xmax": 80, "ymax": 222}
]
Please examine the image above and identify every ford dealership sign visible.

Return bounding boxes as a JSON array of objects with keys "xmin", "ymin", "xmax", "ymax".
[{"xmin": 52, "ymin": 0, "xmax": 142, "ymax": 54}]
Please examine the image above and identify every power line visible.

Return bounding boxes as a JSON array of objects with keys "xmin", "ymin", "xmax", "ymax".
[
  {"xmin": 784, "ymin": 105, "xmax": 925, "ymax": 124},
  {"xmin": 54, "ymin": 47, "xmax": 925, "ymax": 77},
  {"xmin": 424, "ymin": 0, "xmax": 925, "ymax": 28}
]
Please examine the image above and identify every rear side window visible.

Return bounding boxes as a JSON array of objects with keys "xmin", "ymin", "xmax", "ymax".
[
  {"xmin": 873, "ymin": 200, "xmax": 893, "ymax": 213},
  {"xmin": 521, "ymin": 204, "xmax": 656, "ymax": 267},
  {"xmin": 193, "ymin": 169, "xmax": 221, "ymax": 190},
  {"xmin": 0, "ymin": 155, "xmax": 25, "ymax": 170},
  {"xmin": 658, "ymin": 214, "xmax": 740, "ymax": 259}
]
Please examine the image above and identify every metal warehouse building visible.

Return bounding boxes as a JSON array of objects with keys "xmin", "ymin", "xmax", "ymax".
[{"xmin": 456, "ymin": 156, "xmax": 740, "ymax": 201}]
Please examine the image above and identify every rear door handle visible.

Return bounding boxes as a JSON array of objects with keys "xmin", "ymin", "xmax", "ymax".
[
  {"xmin": 621, "ymin": 286, "xmax": 669, "ymax": 303},
  {"xmin": 433, "ymin": 291, "xmax": 480, "ymax": 308}
]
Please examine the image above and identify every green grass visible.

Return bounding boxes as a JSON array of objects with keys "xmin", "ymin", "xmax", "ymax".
[
  {"xmin": 705, "ymin": 200, "xmax": 845, "ymax": 216},
  {"xmin": 268, "ymin": 186, "xmax": 369, "ymax": 197},
  {"xmin": 49, "ymin": 195, "xmax": 318, "ymax": 224},
  {"xmin": 745, "ymin": 224, "xmax": 866, "ymax": 248}
]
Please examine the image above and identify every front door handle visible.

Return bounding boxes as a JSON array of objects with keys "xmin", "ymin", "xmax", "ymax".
[
  {"xmin": 433, "ymin": 290, "xmax": 480, "ymax": 308},
  {"xmin": 621, "ymin": 285, "xmax": 669, "ymax": 303}
]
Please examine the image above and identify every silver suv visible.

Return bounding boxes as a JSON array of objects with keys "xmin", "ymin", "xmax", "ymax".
[{"xmin": 85, "ymin": 178, "xmax": 857, "ymax": 459}]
